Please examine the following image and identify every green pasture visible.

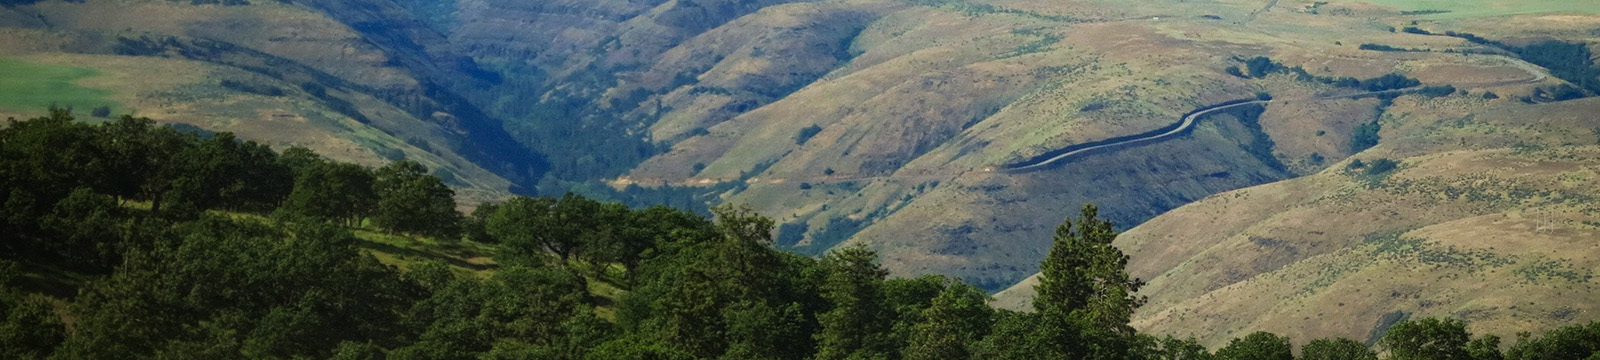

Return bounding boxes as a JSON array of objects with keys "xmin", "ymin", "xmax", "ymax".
[
  {"xmin": 1359, "ymin": 0, "xmax": 1600, "ymax": 19},
  {"xmin": 0, "ymin": 58, "xmax": 123, "ymax": 116}
]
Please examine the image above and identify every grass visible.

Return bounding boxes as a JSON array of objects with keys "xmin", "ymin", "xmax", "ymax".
[
  {"xmin": 1357, "ymin": 0, "xmax": 1600, "ymax": 19},
  {"xmin": 0, "ymin": 58, "xmax": 123, "ymax": 117}
]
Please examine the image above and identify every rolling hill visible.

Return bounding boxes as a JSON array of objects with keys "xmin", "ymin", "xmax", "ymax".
[{"xmin": 3, "ymin": 0, "xmax": 1599, "ymax": 346}]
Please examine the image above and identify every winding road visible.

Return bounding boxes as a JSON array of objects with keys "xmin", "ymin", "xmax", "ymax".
[
  {"xmin": 999, "ymin": 65, "xmax": 1547, "ymax": 174},
  {"xmin": 611, "ymin": 55, "xmax": 1549, "ymax": 186},
  {"xmin": 1001, "ymin": 98, "xmax": 1271, "ymax": 173}
]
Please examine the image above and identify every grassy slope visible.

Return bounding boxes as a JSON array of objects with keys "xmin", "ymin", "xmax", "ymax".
[
  {"xmin": 0, "ymin": 0, "xmax": 515, "ymax": 203},
  {"xmin": 0, "ymin": 58, "xmax": 121, "ymax": 117},
  {"xmin": 994, "ymin": 93, "xmax": 1600, "ymax": 347},
  {"xmin": 621, "ymin": 0, "xmax": 1578, "ymax": 290}
]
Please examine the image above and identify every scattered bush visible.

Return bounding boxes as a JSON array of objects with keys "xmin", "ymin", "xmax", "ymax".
[{"xmin": 795, "ymin": 124, "xmax": 823, "ymax": 145}]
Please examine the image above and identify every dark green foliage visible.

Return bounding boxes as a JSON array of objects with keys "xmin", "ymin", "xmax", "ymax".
[
  {"xmin": 373, "ymin": 160, "xmax": 463, "ymax": 239},
  {"xmin": 971, "ymin": 310, "xmax": 1055, "ymax": 359},
  {"xmin": 1350, "ymin": 96, "xmax": 1390, "ymax": 155},
  {"xmin": 38, "ymin": 188, "xmax": 125, "ymax": 272},
  {"xmin": 53, "ymin": 218, "xmax": 420, "ymax": 359},
  {"xmin": 1, "ymin": 110, "xmax": 290, "ymax": 272},
  {"xmin": 462, "ymin": 202, "xmax": 499, "ymax": 243},
  {"xmin": 1361, "ymin": 43, "xmax": 1421, "ymax": 52},
  {"xmin": 1468, "ymin": 335, "xmax": 1504, "ymax": 360},
  {"xmin": 487, "ymin": 194, "xmax": 610, "ymax": 263},
  {"xmin": 1514, "ymin": 41, "xmax": 1600, "ymax": 95},
  {"xmin": 796, "ymin": 124, "xmax": 824, "ymax": 145},
  {"xmin": 905, "ymin": 281, "xmax": 993, "ymax": 360},
  {"xmin": 1418, "ymin": 85, "xmax": 1458, "ymax": 98},
  {"xmin": 90, "ymin": 105, "xmax": 111, "ymax": 118},
  {"xmin": 1216, "ymin": 332, "xmax": 1293, "ymax": 360},
  {"xmin": 0, "ymin": 289, "xmax": 65, "ymax": 360},
  {"xmin": 277, "ymin": 162, "xmax": 376, "ymax": 226},
  {"xmin": 1382, "ymin": 318, "xmax": 1474, "ymax": 360},
  {"xmin": 1303, "ymin": 338, "xmax": 1377, "ymax": 360},
  {"xmin": 1366, "ymin": 158, "xmax": 1400, "ymax": 176},
  {"xmin": 1361, "ymin": 73, "xmax": 1423, "ymax": 92},
  {"xmin": 803, "ymin": 215, "xmax": 869, "ymax": 255},
  {"xmin": 1505, "ymin": 323, "xmax": 1600, "ymax": 360},
  {"xmin": 814, "ymin": 245, "xmax": 893, "ymax": 360},
  {"xmin": 1227, "ymin": 65, "xmax": 1248, "ymax": 78},
  {"xmin": 614, "ymin": 204, "xmax": 820, "ymax": 359},
  {"xmin": 1245, "ymin": 56, "xmax": 1283, "ymax": 78},
  {"xmin": 1237, "ymin": 56, "xmax": 1423, "ymax": 94},
  {"xmin": 1030, "ymin": 204, "xmax": 1147, "ymax": 359},
  {"xmin": 1534, "ymin": 85, "xmax": 1588, "ymax": 102},
  {"xmin": 391, "ymin": 262, "xmax": 603, "ymax": 360},
  {"xmin": 1149, "ymin": 336, "xmax": 1217, "ymax": 360}
]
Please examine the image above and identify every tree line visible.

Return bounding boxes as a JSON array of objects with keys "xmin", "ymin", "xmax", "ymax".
[{"xmin": 3, "ymin": 108, "xmax": 1600, "ymax": 359}]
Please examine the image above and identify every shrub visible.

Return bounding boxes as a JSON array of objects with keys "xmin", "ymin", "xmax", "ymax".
[{"xmin": 795, "ymin": 125, "xmax": 823, "ymax": 145}]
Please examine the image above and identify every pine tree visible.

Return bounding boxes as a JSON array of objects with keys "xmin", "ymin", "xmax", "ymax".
[
  {"xmin": 1031, "ymin": 204, "xmax": 1146, "ymax": 359},
  {"xmin": 905, "ymin": 281, "xmax": 992, "ymax": 360},
  {"xmin": 813, "ymin": 244, "xmax": 892, "ymax": 360}
]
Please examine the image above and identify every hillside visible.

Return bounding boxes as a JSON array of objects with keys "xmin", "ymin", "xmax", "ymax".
[
  {"xmin": 995, "ymin": 85, "xmax": 1600, "ymax": 348},
  {"xmin": 5, "ymin": 0, "xmax": 1600, "ymax": 347},
  {"xmin": 0, "ymin": 0, "xmax": 544, "ymax": 205}
]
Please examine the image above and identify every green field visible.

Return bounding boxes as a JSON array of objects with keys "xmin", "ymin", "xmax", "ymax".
[
  {"xmin": 1359, "ymin": 0, "xmax": 1600, "ymax": 19},
  {"xmin": 0, "ymin": 58, "xmax": 122, "ymax": 116}
]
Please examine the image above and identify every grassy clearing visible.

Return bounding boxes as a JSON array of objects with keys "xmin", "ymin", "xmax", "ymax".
[
  {"xmin": 0, "ymin": 58, "xmax": 122, "ymax": 116},
  {"xmin": 1357, "ymin": 0, "xmax": 1600, "ymax": 19}
]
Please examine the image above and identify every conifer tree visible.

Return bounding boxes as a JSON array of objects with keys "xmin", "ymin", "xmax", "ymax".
[
  {"xmin": 1032, "ymin": 204, "xmax": 1147, "ymax": 359},
  {"xmin": 814, "ymin": 244, "xmax": 892, "ymax": 360},
  {"xmin": 905, "ymin": 281, "xmax": 992, "ymax": 360}
]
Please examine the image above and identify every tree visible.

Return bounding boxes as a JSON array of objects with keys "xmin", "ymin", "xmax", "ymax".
[
  {"xmin": 38, "ymin": 188, "xmax": 124, "ymax": 272},
  {"xmin": 1382, "ymin": 318, "xmax": 1474, "ymax": 360},
  {"xmin": 1302, "ymin": 338, "xmax": 1376, "ymax": 360},
  {"xmin": 54, "ymin": 218, "xmax": 419, "ymax": 359},
  {"xmin": 487, "ymin": 195, "xmax": 607, "ymax": 265},
  {"xmin": 277, "ymin": 162, "xmax": 376, "ymax": 227},
  {"xmin": 1467, "ymin": 335, "xmax": 1503, "ymax": 360},
  {"xmin": 1503, "ymin": 323, "xmax": 1600, "ymax": 360},
  {"xmin": 814, "ymin": 244, "xmax": 893, "ymax": 360},
  {"xmin": 971, "ymin": 310, "xmax": 1058, "ymax": 359},
  {"xmin": 276, "ymin": 146, "xmax": 325, "ymax": 176},
  {"xmin": 156, "ymin": 133, "xmax": 293, "ymax": 216},
  {"xmin": 905, "ymin": 281, "xmax": 993, "ymax": 360},
  {"xmin": 1245, "ymin": 57, "xmax": 1281, "ymax": 78},
  {"xmin": 1032, "ymin": 204, "xmax": 1147, "ymax": 359},
  {"xmin": 0, "ymin": 264, "xmax": 65, "ymax": 360},
  {"xmin": 373, "ymin": 160, "xmax": 463, "ymax": 239},
  {"xmin": 1216, "ymin": 332, "xmax": 1293, "ymax": 360},
  {"xmin": 462, "ymin": 202, "xmax": 500, "ymax": 244},
  {"xmin": 1148, "ymin": 336, "xmax": 1215, "ymax": 360}
]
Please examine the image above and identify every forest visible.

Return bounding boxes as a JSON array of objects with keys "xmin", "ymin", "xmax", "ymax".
[{"xmin": 3, "ymin": 108, "xmax": 1600, "ymax": 359}]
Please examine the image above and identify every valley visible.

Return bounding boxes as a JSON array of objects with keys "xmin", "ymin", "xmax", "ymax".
[{"xmin": 2, "ymin": 0, "xmax": 1599, "ymax": 350}]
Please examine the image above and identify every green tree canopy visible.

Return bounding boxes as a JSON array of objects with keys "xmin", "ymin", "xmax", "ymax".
[
  {"xmin": 373, "ymin": 160, "xmax": 463, "ymax": 239},
  {"xmin": 1216, "ymin": 332, "xmax": 1293, "ymax": 360}
]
